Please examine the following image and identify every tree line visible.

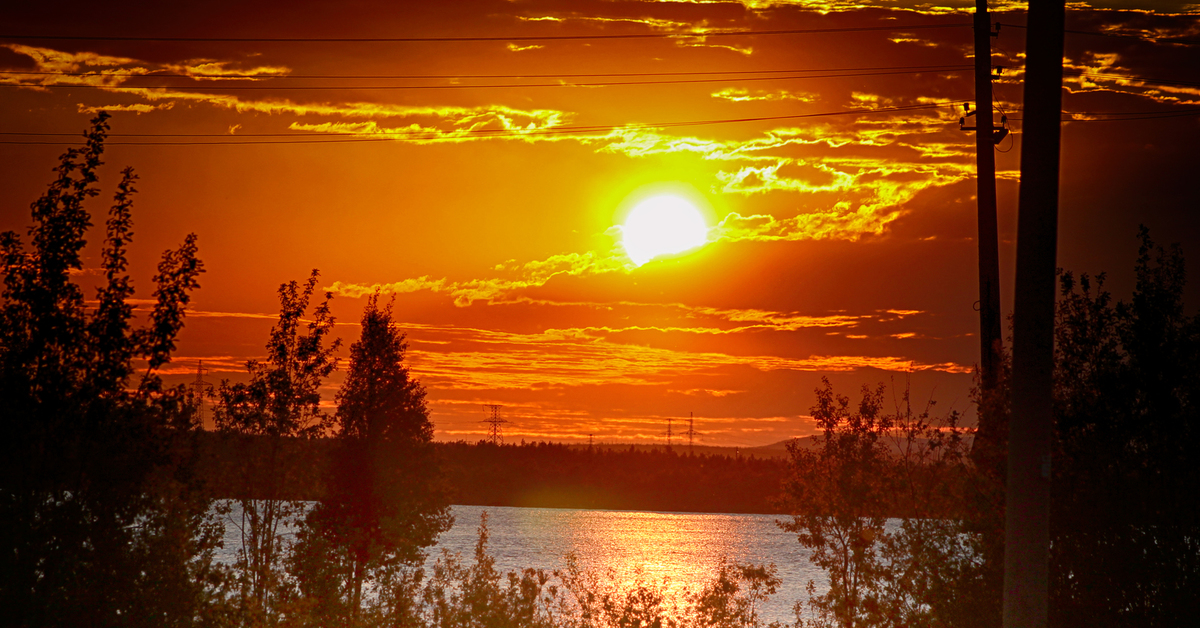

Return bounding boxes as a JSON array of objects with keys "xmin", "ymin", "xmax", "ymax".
[
  {"xmin": 3, "ymin": 115, "xmax": 1196, "ymax": 628},
  {"xmin": 198, "ymin": 436, "xmax": 791, "ymax": 514}
]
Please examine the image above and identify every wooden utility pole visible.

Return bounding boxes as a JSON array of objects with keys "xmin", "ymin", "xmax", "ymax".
[
  {"xmin": 973, "ymin": 0, "xmax": 1003, "ymax": 393},
  {"xmin": 1004, "ymin": 0, "xmax": 1065, "ymax": 625}
]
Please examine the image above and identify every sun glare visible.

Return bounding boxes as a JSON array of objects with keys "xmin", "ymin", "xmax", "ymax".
[{"xmin": 621, "ymin": 195, "xmax": 709, "ymax": 266}]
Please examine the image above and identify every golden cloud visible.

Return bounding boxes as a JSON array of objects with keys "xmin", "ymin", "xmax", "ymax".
[
  {"xmin": 76, "ymin": 102, "xmax": 175, "ymax": 114},
  {"xmin": 402, "ymin": 325, "xmax": 971, "ymax": 392},
  {"xmin": 711, "ymin": 87, "xmax": 818, "ymax": 103},
  {"xmin": 163, "ymin": 59, "xmax": 292, "ymax": 80},
  {"xmin": 515, "ymin": 13, "xmax": 754, "ymax": 54},
  {"xmin": 327, "ymin": 250, "xmax": 631, "ymax": 306}
]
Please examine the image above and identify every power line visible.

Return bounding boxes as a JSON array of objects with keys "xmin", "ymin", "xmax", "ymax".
[
  {"xmin": 5, "ymin": 102, "xmax": 1192, "ymax": 147},
  {"xmin": 1065, "ymin": 69, "xmax": 1200, "ymax": 89},
  {"xmin": 0, "ymin": 67, "xmax": 974, "ymax": 91},
  {"xmin": 7, "ymin": 65, "xmax": 1193, "ymax": 91},
  {"xmin": 996, "ymin": 22, "xmax": 1200, "ymax": 46},
  {"xmin": 0, "ymin": 102, "xmax": 966, "ymax": 146},
  {"xmin": 1006, "ymin": 108, "xmax": 1200, "ymax": 123},
  {"xmin": 0, "ymin": 64, "xmax": 978, "ymax": 80},
  {"xmin": 0, "ymin": 23, "xmax": 970, "ymax": 44}
]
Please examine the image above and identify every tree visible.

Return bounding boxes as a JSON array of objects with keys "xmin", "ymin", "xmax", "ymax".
[
  {"xmin": 1045, "ymin": 229, "xmax": 1200, "ymax": 626},
  {"xmin": 213, "ymin": 270, "xmax": 340, "ymax": 625},
  {"xmin": 786, "ymin": 228, "xmax": 1200, "ymax": 628},
  {"xmin": 780, "ymin": 379, "xmax": 977, "ymax": 628},
  {"xmin": 0, "ymin": 113, "xmax": 216, "ymax": 626},
  {"xmin": 290, "ymin": 293, "xmax": 452, "ymax": 626},
  {"xmin": 780, "ymin": 381, "xmax": 894, "ymax": 628}
]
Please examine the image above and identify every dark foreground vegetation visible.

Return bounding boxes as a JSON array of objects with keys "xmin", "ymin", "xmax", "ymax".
[{"xmin": 4, "ymin": 117, "xmax": 1198, "ymax": 628}]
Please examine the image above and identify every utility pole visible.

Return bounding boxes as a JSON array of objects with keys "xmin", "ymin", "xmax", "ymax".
[
  {"xmin": 190, "ymin": 360, "xmax": 213, "ymax": 425},
  {"xmin": 1004, "ymin": 0, "xmax": 1065, "ymax": 625},
  {"xmin": 683, "ymin": 412, "xmax": 700, "ymax": 454},
  {"xmin": 967, "ymin": 0, "xmax": 1004, "ymax": 395},
  {"xmin": 481, "ymin": 404, "xmax": 508, "ymax": 445}
]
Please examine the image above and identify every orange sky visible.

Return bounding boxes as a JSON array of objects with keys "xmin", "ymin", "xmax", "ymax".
[{"xmin": 2, "ymin": 0, "xmax": 1198, "ymax": 447}]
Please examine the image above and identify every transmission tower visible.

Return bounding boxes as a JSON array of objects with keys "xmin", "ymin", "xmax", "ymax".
[
  {"xmin": 481, "ymin": 404, "xmax": 508, "ymax": 445},
  {"xmin": 664, "ymin": 416, "xmax": 674, "ymax": 450},
  {"xmin": 190, "ymin": 360, "xmax": 213, "ymax": 424},
  {"xmin": 683, "ymin": 412, "xmax": 701, "ymax": 454}
]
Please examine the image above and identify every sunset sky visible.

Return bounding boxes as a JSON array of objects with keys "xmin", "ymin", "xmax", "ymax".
[{"xmin": 2, "ymin": 0, "xmax": 1198, "ymax": 447}]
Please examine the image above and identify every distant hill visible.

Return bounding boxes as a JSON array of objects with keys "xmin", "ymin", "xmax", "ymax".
[{"xmin": 747, "ymin": 434, "xmax": 976, "ymax": 457}]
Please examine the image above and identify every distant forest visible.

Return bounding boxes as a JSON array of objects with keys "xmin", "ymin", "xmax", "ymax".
[{"xmin": 198, "ymin": 434, "xmax": 791, "ymax": 514}]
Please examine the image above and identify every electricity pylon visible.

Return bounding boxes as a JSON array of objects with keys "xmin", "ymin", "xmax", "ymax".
[{"xmin": 481, "ymin": 404, "xmax": 508, "ymax": 445}]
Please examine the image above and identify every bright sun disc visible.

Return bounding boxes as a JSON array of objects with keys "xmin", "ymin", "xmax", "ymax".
[{"xmin": 621, "ymin": 195, "xmax": 709, "ymax": 266}]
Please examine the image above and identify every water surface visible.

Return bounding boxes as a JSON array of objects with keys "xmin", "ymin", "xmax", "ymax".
[{"xmin": 218, "ymin": 503, "xmax": 825, "ymax": 624}]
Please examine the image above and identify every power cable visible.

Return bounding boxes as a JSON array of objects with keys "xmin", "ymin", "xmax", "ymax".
[
  {"xmin": 0, "ymin": 67, "xmax": 973, "ymax": 91},
  {"xmin": 0, "ymin": 63, "xmax": 972, "ymax": 81},
  {"xmin": 0, "ymin": 23, "xmax": 971, "ymax": 44},
  {"xmin": 5, "ymin": 102, "xmax": 1193, "ymax": 146},
  {"xmin": 1066, "ymin": 69, "xmax": 1200, "ymax": 89},
  {"xmin": 0, "ymin": 101, "xmax": 966, "ymax": 145},
  {"xmin": 1006, "ymin": 106, "xmax": 1200, "ymax": 122},
  {"xmin": 996, "ymin": 22, "xmax": 1200, "ymax": 46}
]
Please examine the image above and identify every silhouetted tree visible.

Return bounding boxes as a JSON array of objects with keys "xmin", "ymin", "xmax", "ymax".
[
  {"xmin": 290, "ymin": 293, "xmax": 451, "ymax": 626},
  {"xmin": 779, "ymin": 379, "xmax": 976, "ymax": 628},
  {"xmin": 788, "ymin": 228, "xmax": 1200, "ymax": 628},
  {"xmin": 0, "ymin": 113, "xmax": 216, "ymax": 626},
  {"xmin": 780, "ymin": 381, "xmax": 893, "ymax": 628},
  {"xmin": 1045, "ymin": 229, "xmax": 1200, "ymax": 626},
  {"xmin": 213, "ymin": 270, "xmax": 339, "ymax": 625}
]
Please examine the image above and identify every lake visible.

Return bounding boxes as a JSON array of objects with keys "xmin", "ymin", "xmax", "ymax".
[{"xmin": 217, "ymin": 504, "xmax": 825, "ymax": 624}]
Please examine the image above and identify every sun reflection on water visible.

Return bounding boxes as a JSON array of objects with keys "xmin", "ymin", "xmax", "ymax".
[{"xmin": 437, "ymin": 505, "xmax": 824, "ymax": 624}]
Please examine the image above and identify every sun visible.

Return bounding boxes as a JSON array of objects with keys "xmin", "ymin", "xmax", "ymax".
[{"xmin": 620, "ymin": 195, "xmax": 710, "ymax": 266}]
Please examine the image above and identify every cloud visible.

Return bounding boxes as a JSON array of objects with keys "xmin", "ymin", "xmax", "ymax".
[
  {"xmin": 286, "ymin": 105, "xmax": 571, "ymax": 142},
  {"xmin": 2, "ymin": 43, "xmax": 573, "ymax": 137},
  {"xmin": 514, "ymin": 14, "xmax": 754, "ymax": 54},
  {"xmin": 163, "ymin": 59, "xmax": 291, "ymax": 80},
  {"xmin": 399, "ymin": 323, "xmax": 970, "ymax": 392},
  {"xmin": 327, "ymin": 250, "xmax": 632, "ymax": 306},
  {"xmin": 711, "ymin": 87, "xmax": 818, "ymax": 103},
  {"xmin": 77, "ymin": 102, "xmax": 175, "ymax": 114}
]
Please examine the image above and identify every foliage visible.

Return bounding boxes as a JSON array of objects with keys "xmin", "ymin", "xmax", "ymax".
[
  {"xmin": 779, "ymin": 379, "xmax": 976, "ymax": 628},
  {"xmin": 212, "ymin": 270, "xmax": 340, "ymax": 626},
  {"xmin": 780, "ymin": 382, "xmax": 893, "ymax": 628},
  {"xmin": 784, "ymin": 227, "xmax": 1200, "ymax": 628},
  {"xmin": 1045, "ymin": 228, "xmax": 1200, "ymax": 626},
  {"xmin": 289, "ymin": 293, "xmax": 452, "ymax": 626},
  {"xmin": 0, "ymin": 113, "xmax": 216, "ymax": 626},
  {"xmin": 365, "ymin": 512, "xmax": 786, "ymax": 628}
]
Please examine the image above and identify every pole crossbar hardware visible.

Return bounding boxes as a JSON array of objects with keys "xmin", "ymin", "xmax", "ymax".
[{"xmin": 960, "ymin": 105, "xmax": 1011, "ymax": 144}]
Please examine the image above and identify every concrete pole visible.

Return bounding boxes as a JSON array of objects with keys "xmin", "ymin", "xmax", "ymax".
[
  {"xmin": 1003, "ymin": 0, "xmax": 1065, "ymax": 626},
  {"xmin": 974, "ymin": 0, "xmax": 1003, "ymax": 394}
]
